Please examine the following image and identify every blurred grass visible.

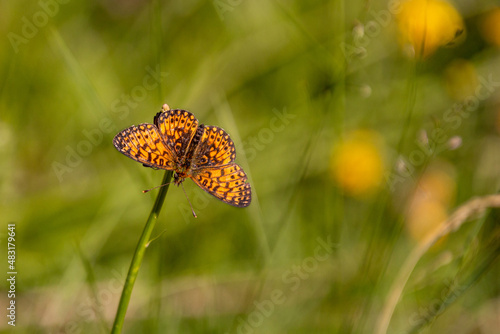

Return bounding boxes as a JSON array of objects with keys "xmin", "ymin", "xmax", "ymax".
[{"xmin": 1, "ymin": 0, "xmax": 500, "ymax": 333}]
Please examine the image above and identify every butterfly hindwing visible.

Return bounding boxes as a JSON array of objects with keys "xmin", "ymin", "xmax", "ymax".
[
  {"xmin": 191, "ymin": 163, "xmax": 251, "ymax": 207},
  {"xmin": 113, "ymin": 124, "xmax": 176, "ymax": 169}
]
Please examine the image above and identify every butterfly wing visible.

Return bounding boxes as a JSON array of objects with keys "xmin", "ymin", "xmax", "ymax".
[
  {"xmin": 191, "ymin": 125, "xmax": 236, "ymax": 168},
  {"xmin": 191, "ymin": 164, "xmax": 252, "ymax": 207},
  {"xmin": 190, "ymin": 125, "xmax": 251, "ymax": 207},
  {"xmin": 154, "ymin": 108, "xmax": 199, "ymax": 163},
  {"xmin": 113, "ymin": 123, "xmax": 176, "ymax": 169},
  {"xmin": 114, "ymin": 106, "xmax": 252, "ymax": 207}
]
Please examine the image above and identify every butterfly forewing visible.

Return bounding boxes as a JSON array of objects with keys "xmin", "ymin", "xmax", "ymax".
[
  {"xmin": 113, "ymin": 124, "xmax": 176, "ymax": 169},
  {"xmin": 192, "ymin": 164, "xmax": 252, "ymax": 207},
  {"xmin": 155, "ymin": 109, "xmax": 199, "ymax": 163},
  {"xmin": 191, "ymin": 125, "xmax": 236, "ymax": 168}
]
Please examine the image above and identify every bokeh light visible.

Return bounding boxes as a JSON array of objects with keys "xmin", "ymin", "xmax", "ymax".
[
  {"xmin": 480, "ymin": 8, "xmax": 500, "ymax": 47},
  {"xmin": 330, "ymin": 130, "xmax": 385, "ymax": 197}
]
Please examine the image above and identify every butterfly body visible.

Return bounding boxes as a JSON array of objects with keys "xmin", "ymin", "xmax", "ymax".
[{"xmin": 113, "ymin": 104, "xmax": 251, "ymax": 207}]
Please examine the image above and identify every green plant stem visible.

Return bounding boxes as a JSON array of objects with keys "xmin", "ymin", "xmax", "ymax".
[{"xmin": 111, "ymin": 170, "xmax": 173, "ymax": 334}]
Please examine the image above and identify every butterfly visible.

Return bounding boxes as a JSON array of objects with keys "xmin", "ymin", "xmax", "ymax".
[{"xmin": 113, "ymin": 104, "xmax": 251, "ymax": 208}]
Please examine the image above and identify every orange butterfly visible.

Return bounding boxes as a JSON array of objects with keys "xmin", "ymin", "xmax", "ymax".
[{"xmin": 113, "ymin": 104, "xmax": 251, "ymax": 207}]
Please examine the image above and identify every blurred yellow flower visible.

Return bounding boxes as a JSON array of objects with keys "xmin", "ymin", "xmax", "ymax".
[
  {"xmin": 407, "ymin": 200, "xmax": 448, "ymax": 241},
  {"xmin": 480, "ymin": 8, "xmax": 500, "ymax": 47},
  {"xmin": 406, "ymin": 164, "xmax": 456, "ymax": 242},
  {"xmin": 397, "ymin": 0, "xmax": 465, "ymax": 58},
  {"xmin": 330, "ymin": 130, "xmax": 385, "ymax": 197}
]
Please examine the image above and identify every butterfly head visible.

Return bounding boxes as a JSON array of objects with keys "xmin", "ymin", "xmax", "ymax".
[{"xmin": 173, "ymin": 171, "xmax": 188, "ymax": 186}]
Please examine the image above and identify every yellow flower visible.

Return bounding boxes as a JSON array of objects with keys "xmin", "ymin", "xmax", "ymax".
[
  {"xmin": 397, "ymin": 0, "xmax": 465, "ymax": 58},
  {"xmin": 407, "ymin": 200, "xmax": 448, "ymax": 241},
  {"xmin": 480, "ymin": 8, "xmax": 500, "ymax": 47},
  {"xmin": 330, "ymin": 130, "xmax": 385, "ymax": 197},
  {"xmin": 406, "ymin": 163, "xmax": 456, "ymax": 242}
]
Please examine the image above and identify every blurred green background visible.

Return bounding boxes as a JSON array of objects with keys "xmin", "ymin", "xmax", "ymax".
[{"xmin": 1, "ymin": 0, "xmax": 499, "ymax": 333}]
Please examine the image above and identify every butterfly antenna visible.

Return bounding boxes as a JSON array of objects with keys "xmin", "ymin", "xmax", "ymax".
[
  {"xmin": 181, "ymin": 183, "xmax": 197, "ymax": 218},
  {"xmin": 142, "ymin": 182, "xmax": 173, "ymax": 193}
]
